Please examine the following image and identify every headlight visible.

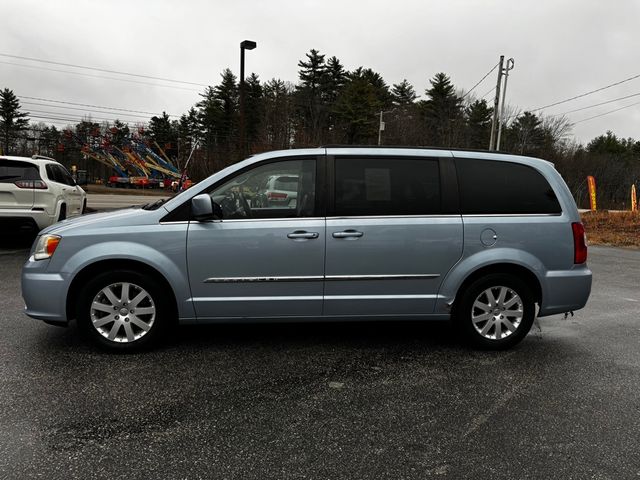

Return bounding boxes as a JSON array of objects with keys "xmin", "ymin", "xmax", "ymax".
[{"xmin": 34, "ymin": 234, "xmax": 62, "ymax": 261}]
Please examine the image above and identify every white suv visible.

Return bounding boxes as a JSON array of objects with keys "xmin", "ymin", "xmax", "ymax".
[{"xmin": 0, "ymin": 155, "xmax": 86, "ymax": 231}]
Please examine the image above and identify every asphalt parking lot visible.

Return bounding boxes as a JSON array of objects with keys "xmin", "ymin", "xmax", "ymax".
[{"xmin": 0, "ymin": 226, "xmax": 639, "ymax": 479}]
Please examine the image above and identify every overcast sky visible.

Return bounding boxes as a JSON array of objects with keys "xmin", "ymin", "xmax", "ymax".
[{"xmin": 2, "ymin": 0, "xmax": 639, "ymax": 144}]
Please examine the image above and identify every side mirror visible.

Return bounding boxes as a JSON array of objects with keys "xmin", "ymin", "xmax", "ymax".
[{"xmin": 192, "ymin": 194, "xmax": 223, "ymax": 221}]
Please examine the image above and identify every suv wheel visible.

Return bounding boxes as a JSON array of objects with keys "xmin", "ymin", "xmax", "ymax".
[
  {"xmin": 81, "ymin": 199, "xmax": 87, "ymax": 214},
  {"xmin": 57, "ymin": 204, "xmax": 66, "ymax": 222},
  {"xmin": 77, "ymin": 270, "xmax": 171, "ymax": 351},
  {"xmin": 454, "ymin": 273, "xmax": 535, "ymax": 350}
]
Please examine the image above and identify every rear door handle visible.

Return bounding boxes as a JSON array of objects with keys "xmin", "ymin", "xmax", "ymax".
[
  {"xmin": 287, "ymin": 231, "xmax": 319, "ymax": 240},
  {"xmin": 332, "ymin": 230, "xmax": 364, "ymax": 239}
]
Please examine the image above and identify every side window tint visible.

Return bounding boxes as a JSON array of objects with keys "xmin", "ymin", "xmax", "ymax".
[
  {"xmin": 334, "ymin": 157, "xmax": 441, "ymax": 216},
  {"xmin": 208, "ymin": 159, "xmax": 316, "ymax": 219},
  {"xmin": 46, "ymin": 165, "xmax": 61, "ymax": 183},
  {"xmin": 57, "ymin": 165, "xmax": 75, "ymax": 186},
  {"xmin": 456, "ymin": 158, "xmax": 561, "ymax": 214}
]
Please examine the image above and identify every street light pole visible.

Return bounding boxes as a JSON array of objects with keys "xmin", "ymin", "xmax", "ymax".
[{"xmin": 239, "ymin": 39, "xmax": 257, "ymax": 156}]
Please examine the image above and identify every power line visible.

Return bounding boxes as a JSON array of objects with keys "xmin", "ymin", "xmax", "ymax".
[
  {"xmin": 571, "ymin": 100, "xmax": 640, "ymax": 125},
  {"xmin": 17, "ymin": 95, "xmax": 177, "ymax": 117},
  {"xmin": 0, "ymin": 52, "xmax": 208, "ymax": 87},
  {"xmin": 481, "ymin": 86, "xmax": 496, "ymax": 100},
  {"xmin": 23, "ymin": 105, "xmax": 154, "ymax": 121},
  {"xmin": 27, "ymin": 110, "xmax": 148, "ymax": 121},
  {"xmin": 29, "ymin": 113, "xmax": 146, "ymax": 126},
  {"xmin": 0, "ymin": 61, "xmax": 201, "ymax": 92},
  {"xmin": 461, "ymin": 62, "xmax": 500, "ymax": 99},
  {"xmin": 531, "ymin": 72, "xmax": 640, "ymax": 112},
  {"xmin": 550, "ymin": 91, "xmax": 640, "ymax": 117}
]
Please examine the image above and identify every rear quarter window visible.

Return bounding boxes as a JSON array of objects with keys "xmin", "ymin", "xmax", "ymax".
[{"xmin": 455, "ymin": 158, "xmax": 561, "ymax": 214}]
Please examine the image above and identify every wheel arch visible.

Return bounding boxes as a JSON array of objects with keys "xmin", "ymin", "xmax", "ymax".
[
  {"xmin": 437, "ymin": 248, "xmax": 545, "ymax": 315},
  {"xmin": 453, "ymin": 263, "xmax": 542, "ymax": 309},
  {"xmin": 66, "ymin": 258, "xmax": 178, "ymax": 322}
]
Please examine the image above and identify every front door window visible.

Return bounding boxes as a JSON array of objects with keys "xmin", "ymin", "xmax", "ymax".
[{"xmin": 209, "ymin": 159, "xmax": 317, "ymax": 219}]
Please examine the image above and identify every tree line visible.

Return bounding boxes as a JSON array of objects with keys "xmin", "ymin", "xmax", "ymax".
[{"xmin": 1, "ymin": 48, "xmax": 639, "ymax": 209}]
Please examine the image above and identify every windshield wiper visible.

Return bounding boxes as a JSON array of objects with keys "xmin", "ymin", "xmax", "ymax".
[{"xmin": 142, "ymin": 198, "xmax": 169, "ymax": 210}]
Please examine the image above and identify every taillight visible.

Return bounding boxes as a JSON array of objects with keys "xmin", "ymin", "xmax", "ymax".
[
  {"xmin": 267, "ymin": 192, "xmax": 288, "ymax": 200},
  {"xmin": 572, "ymin": 222, "xmax": 587, "ymax": 264},
  {"xmin": 14, "ymin": 180, "xmax": 47, "ymax": 189}
]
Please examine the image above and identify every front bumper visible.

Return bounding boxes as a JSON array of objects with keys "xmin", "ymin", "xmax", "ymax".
[
  {"xmin": 538, "ymin": 266, "xmax": 592, "ymax": 317},
  {"xmin": 22, "ymin": 257, "xmax": 69, "ymax": 324}
]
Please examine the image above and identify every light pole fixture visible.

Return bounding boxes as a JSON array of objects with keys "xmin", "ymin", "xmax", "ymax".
[{"xmin": 240, "ymin": 40, "xmax": 257, "ymax": 155}]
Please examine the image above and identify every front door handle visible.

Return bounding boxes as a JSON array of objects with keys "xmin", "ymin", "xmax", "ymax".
[
  {"xmin": 287, "ymin": 231, "xmax": 319, "ymax": 240},
  {"xmin": 332, "ymin": 230, "xmax": 364, "ymax": 239}
]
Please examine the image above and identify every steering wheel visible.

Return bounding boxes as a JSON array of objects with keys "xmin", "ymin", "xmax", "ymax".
[
  {"xmin": 236, "ymin": 190, "xmax": 252, "ymax": 218},
  {"xmin": 221, "ymin": 190, "xmax": 252, "ymax": 218}
]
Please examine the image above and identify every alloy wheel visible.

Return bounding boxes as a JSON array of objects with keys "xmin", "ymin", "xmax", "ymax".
[
  {"xmin": 89, "ymin": 282, "xmax": 156, "ymax": 343},
  {"xmin": 471, "ymin": 286, "xmax": 523, "ymax": 340}
]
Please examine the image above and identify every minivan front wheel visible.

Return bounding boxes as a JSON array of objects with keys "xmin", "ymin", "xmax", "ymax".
[
  {"xmin": 77, "ymin": 270, "xmax": 170, "ymax": 350},
  {"xmin": 455, "ymin": 273, "xmax": 535, "ymax": 349}
]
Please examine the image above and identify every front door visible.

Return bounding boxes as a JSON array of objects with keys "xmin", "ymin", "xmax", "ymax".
[
  {"xmin": 324, "ymin": 154, "xmax": 463, "ymax": 317},
  {"xmin": 187, "ymin": 156, "xmax": 325, "ymax": 319}
]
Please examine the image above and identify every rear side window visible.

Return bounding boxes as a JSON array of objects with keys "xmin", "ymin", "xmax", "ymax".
[
  {"xmin": 0, "ymin": 160, "xmax": 40, "ymax": 183},
  {"xmin": 46, "ymin": 165, "xmax": 61, "ymax": 183},
  {"xmin": 334, "ymin": 157, "xmax": 441, "ymax": 216},
  {"xmin": 46, "ymin": 164, "xmax": 75, "ymax": 186},
  {"xmin": 455, "ymin": 158, "xmax": 561, "ymax": 214}
]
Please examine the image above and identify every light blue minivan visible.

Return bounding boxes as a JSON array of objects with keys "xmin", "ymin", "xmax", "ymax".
[{"xmin": 22, "ymin": 147, "xmax": 592, "ymax": 350}]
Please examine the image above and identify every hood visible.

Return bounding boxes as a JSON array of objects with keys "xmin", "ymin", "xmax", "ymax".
[{"xmin": 41, "ymin": 207, "xmax": 156, "ymax": 236}]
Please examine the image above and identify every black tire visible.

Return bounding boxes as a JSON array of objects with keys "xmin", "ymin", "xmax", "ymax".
[
  {"xmin": 76, "ymin": 270, "xmax": 173, "ymax": 351},
  {"xmin": 81, "ymin": 199, "xmax": 87, "ymax": 214},
  {"xmin": 57, "ymin": 204, "xmax": 66, "ymax": 222},
  {"xmin": 453, "ymin": 273, "xmax": 535, "ymax": 350}
]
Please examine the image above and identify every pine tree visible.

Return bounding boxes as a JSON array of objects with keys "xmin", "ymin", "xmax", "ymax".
[
  {"xmin": 507, "ymin": 111, "xmax": 544, "ymax": 155},
  {"xmin": 263, "ymin": 79, "xmax": 294, "ymax": 149},
  {"xmin": 149, "ymin": 112, "xmax": 177, "ymax": 148},
  {"xmin": 333, "ymin": 76, "xmax": 381, "ymax": 144},
  {"xmin": 391, "ymin": 79, "xmax": 418, "ymax": 106},
  {"xmin": 465, "ymin": 99, "xmax": 492, "ymax": 149},
  {"xmin": 295, "ymin": 49, "xmax": 327, "ymax": 144},
  {"xmin": 0, "ymin": 88, "xmax": 29, "ymax": 154},
  {"xmin": 245, "ymin": 73, "xmax": 263, "ymax": 150},
  {"xmin": 422, "ymin": 73, "xmax": 463, "ymax": 146}
]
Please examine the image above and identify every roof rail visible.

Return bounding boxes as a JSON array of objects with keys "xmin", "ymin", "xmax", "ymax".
[
  {"xmin": 31, "ymin": 155, "xmax": 57, "ymax": 162},
  {"xmin": 320, "ymin": 145, "xmax": 514, "ymax": 155}
]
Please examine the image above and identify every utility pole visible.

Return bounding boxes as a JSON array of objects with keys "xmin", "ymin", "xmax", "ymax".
[
  {"xmin": 489, "ymin": 55, "xmax": 504, "ymax": 151},
  {"xmin": 378, "ymin": 111, "xmax": 385, "ymax": 145},
  {"xmin": 496, "ymin": 58, "xmax": 515, "ymax": 151}
]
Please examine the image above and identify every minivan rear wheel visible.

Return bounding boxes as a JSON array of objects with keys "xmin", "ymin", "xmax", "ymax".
[
  {"xmin": 77, "ymin": 270, "xmax": 170, "ymax": 351},
  {"xmin": 454, "ymin": 273, "xmax": 535, "ymax": 350}
]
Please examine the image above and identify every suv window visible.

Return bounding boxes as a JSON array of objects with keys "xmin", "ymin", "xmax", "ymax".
[
  {"xmin": 455, "ymin": 158, "xmax": 561, "ymax": 214},
  {"xmin": 208, "ymin": 159, "xmax": 316, "ymax": 219},
  {"xmin": 334, "ymin": 157, "xmax": 441, "ymax": 216},
  {"xmin": 57, "ymin": 165, "xmax": 76, "ymax": 186},
  {"xmin": 0, "ymin": 160, "xmax": 40, "ymax": 183},
  {"xmin": 47, "ymin": 164, "xmax": 75, "ymax": 186}
]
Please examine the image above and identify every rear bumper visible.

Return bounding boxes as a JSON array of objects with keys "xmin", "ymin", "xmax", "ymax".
[
  {"xmin": 538, "ymin": 266, "xmax": 592, "ymax": 317},
  {"xmin": 21, "ymin": 260, "xmax": 70, "ymax": 324},
  {"xmin": 0, "ymin": 209, "xmax": 55, "ymax": 230}
]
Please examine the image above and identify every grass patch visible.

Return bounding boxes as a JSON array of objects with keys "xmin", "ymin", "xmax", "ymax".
[{"xmin": 581, "ymin": 211, "xmax": 640, "ymax": 248}]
